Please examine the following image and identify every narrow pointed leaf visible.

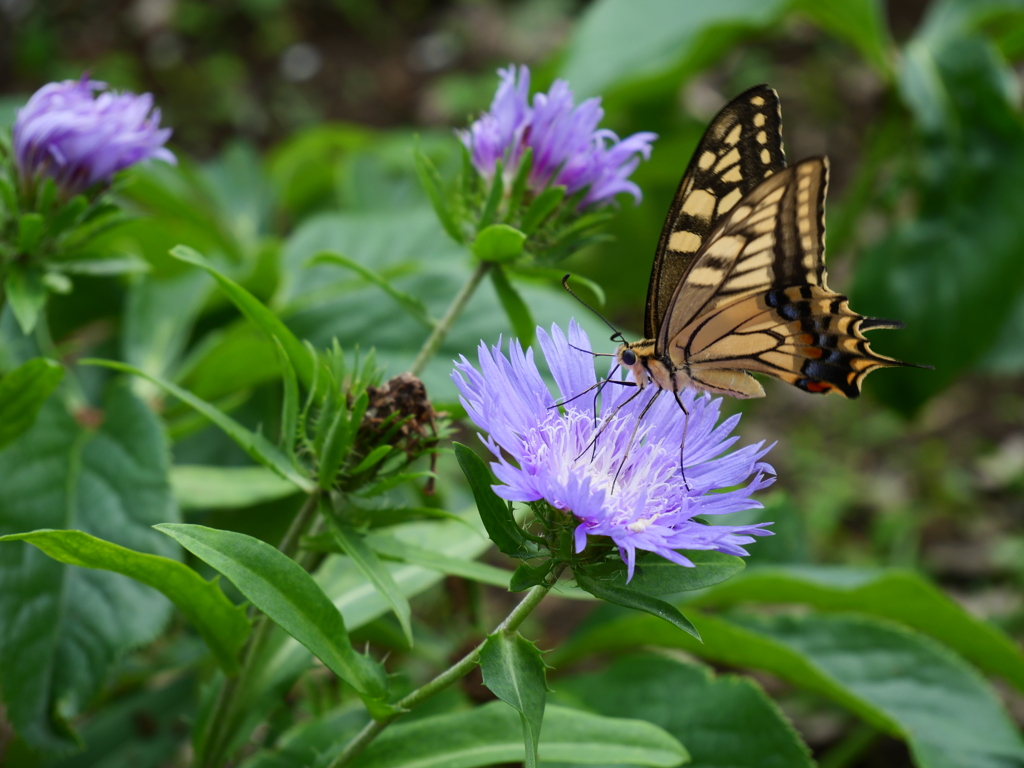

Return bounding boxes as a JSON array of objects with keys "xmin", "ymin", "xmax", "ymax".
[
  {"xmin": 5, "ymin": 266, "xmax": 47, "ymax": 334},
  {"xmin": 414, "ymin": 147, "xmax": 464, "ymax": 244},
  {"xmin": 480, "ymin": 630, "xmax": 548, "ymax": 768},
  {"xmin": 0, "ymin": 529, "xmax": 250, "ymax": 675},
  {"xmin": 0, "ymin": 357, "xmax": 63, "ymax": 450},
  {"xmin": 479, "ymin": 160, "xmax": 505, "ymax": 229},
  {"xmin": 521, "ymin": 186, "xmax": 565, "ymax": 234},
  {"xmin": 575, "ymin": 572, "xmax": 700, "ymax": 640},
  {"xmin": 273, "ymin": 336, "xmax": 300, "ymax": 457},
  {"xmin": 310, "ymin": 252, "xmax": 434, "ymax": 328},
  {"xmin": 81, "ymin": 358, "xmax": 314, "ymax": 493},
  {"xmin": 490, "ymin": 265, "xmax": 535, "ymax": 347},
  {"xmin": 367, "ymin": 532, "xmax": 512, "ymax": 587},
  {"xmin": 170, "ymin": 465, "xmax": 299, "ymax": 510},
  {"xmin": 169, "ymin": 245, "xmax": 315, "ymax": 387},
  {"xmin": 454, "ymin": 442, "xmax": 534, "ymax": 558},
  {"xmin": 16, "ymin": 212, "xmax": 45, "ymax": 253},
  {"xmin": 323, "ymin": 501, "xmax": 413, "ymax": 645},
  {"xmin": 154, "ymin": 523, "xmax": 389, "ymax": 705}
]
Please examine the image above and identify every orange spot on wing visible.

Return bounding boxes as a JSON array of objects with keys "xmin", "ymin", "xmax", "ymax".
[{"xmin": 805, "ymin": 381, "xmax": 832, "ymax": 393}]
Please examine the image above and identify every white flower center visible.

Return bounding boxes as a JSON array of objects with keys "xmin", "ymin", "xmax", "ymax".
[{"xmin": 627, "ymin": 518, "xmax": 651, "ymax": 533}]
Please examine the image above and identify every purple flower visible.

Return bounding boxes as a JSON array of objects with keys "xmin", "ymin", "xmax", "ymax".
[
  {"xmin": 452, "ymin": 320, "xmax": 774, "ymax": 580},
  {"xmin": 13, "ymin": 76, "xmax": 175, "ymax": 196},
  {"xmin": 458, "ymin": 66, "xmax": 656, "ymax": 208}
]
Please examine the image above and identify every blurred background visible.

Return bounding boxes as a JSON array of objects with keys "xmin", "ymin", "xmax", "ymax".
[{"xmin": 3, "ymin": 0, "xmax": 1024, "ymax": 764}]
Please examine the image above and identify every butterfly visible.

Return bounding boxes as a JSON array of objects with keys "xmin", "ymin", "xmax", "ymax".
[{"xmin": 605, "ymin": 84, "xmax": 923, "ymax": 412}]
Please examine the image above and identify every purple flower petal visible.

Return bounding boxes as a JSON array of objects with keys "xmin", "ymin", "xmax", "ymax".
[
  {"xmin": 451, "ymin": 321, "xmax": 775, "ymax": 580},
  {"xmin": 13, "ymin": 75, "xmax": 176, "ymax": 196},
  {"xmin": 458, "ymin": 65, "xmax": 656, "ymax": 209}
]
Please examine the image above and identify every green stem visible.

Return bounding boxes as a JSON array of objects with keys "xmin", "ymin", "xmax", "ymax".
[
  {"xmin": 818, "ymin": 723, "xmax": 878, "ymax": 768},
  {"xmin": 197, "ymin": 491, "xmax": 322, "ymax": 768},
  {"xmin": 328, "ymin": 564, "xmax": 564, "ymax": 768},
  {"xmin": 408, "ymin": 260, "xmax": 492, "ymax": 377}
]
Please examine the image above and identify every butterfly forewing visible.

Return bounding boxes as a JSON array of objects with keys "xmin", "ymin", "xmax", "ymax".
[
  {"xmin": 659, "ymin": 157, "xmax": 913, "ymax": 398},
  {"xmin": 657, "ymin": 158, "xmax": 829, "ymax": 350},
  {"xmin": 644, "ymin": 84, "xmax": 787, "ymax": 339}
]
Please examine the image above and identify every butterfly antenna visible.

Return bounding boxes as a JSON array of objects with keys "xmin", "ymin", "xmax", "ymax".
[
  {"xmin": 568, "ymin": 343, "xmax": 616, "ymax": 358},
  {"xmin": 548, "ymin": 375, "xmax": 635, "ymax": 411},
  {"xmin": 562, "ymin": 274, "xmax": 626, "ymax": 344}
]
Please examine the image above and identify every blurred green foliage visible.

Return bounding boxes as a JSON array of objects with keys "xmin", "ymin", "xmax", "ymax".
[{"xmin": 3, "ymin": 1, "xmax": 1024, "ymax": 767}]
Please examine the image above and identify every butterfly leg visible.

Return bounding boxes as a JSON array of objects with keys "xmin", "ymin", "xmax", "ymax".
[
  {"xmin": 672, "ymin": 390, "xmax": 692, "ymax": 492},
  {"xmin": 574, "ymin": 386, "xmax": 643, "ymax": 462},
  {"xmin": 611, "ymin": 389, "xmax": 663, "ymax": 491},
  {"xmin": 591, "ymin": 364, "xmax": 622, "ymax": 430}
]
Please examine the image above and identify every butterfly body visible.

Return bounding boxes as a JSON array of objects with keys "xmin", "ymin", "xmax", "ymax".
[{"xmin": 612, "ymin": 84, "xmax": 921, "ymax": 402}]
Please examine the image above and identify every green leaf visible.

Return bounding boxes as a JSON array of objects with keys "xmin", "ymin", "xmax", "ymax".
[
  {"xmin": 480, "ymin": 630, "xmax": 548, "ymax": 768},
  {"xmin": 792, "ymin": 0, "xmax": 894, "ymax": 77},
  {"xmin": 170, "ymin": 465, "xmax": 299, "ymax": 510},
  {"xmin": 169, "ymin": 245, "xmax": 316, "ymax": 388},
  {"xmin": 5, "ymin": 265, "xmax": 47, "ymax": 334},
  {"xmin": 317, "ymin": 391, "xmax": 362, "ymax": 490},
  {"xmin": 43, "ymin": 675, "xmax": 195, "ymax": 768},
  {"xmin": 555, "ymin": 611, "xmax": 1024, "ymax": 768},
  {"xmin": 273, "ymin": 336, "xmax": 300, "ymax": 455},
  {"xmin": 323, "ymin": 502, "xmax": 413, "ymax": 646},
  {"xmin": 0, "ymin": 382, "xmax": 179, "ymax": 753},
  {"xmin": 510, "ymin": 561, "xmax": 554, "ymax": 592},
  {"xmin": 521, "ymin": 187, "xmax": 566, "ymax": 235},
  {"xmin": 506, "ymin": 146, "xmax": 534, "ymax": 219},
  {"xmin": 55, "ymin": 256, "xmax": 150, "ymax": 275},
  {"xmin": 154, "ymin": 523, "xmax": 390, "ymax": 707},
  {"xmin": 561, "ymin": 0, "xmax": 788, "ymax": 98},
  {"xmin": 691, "ymin": 565, "xmax": 1024, "ymax": 695},
  {"xmin": 277, "ymin": 206, "xmax": 614, "ymax": 401},
  {"xmin": 472, "ymin": 223, "xmax": 527, "ymax": 263},
  {"xmin": 414, "ymin": 147, "xmax": 464, "ymax": 244},
  {"xmin": 490, "ymin": 265, "xmax": 535, "ymax": 347},
  {"xmin": 557, "ymin": 653, "xmax": 813, "ymax": 768},
  {"xmin": 855, "ymin": 34, "xmax": 1024, "ymax": 411},
  {"xmin": 479, "ymin": 160, "xmax": 505, "ymax": 229},
  {"xmin": 453, "ymin": 442, "xmax": 535, "ymax": 559},
  {"xmin": 352, "ymin": 701, "xmax": 688, "ymax": 767},
  {"xmin": 81, "ymin": 358, "xmax": 315, "ymax": 493},
  {"xmin": 0, "ymin": 357, "xmax": 63, "ymax": 450},
  {"xmin": 122, "ymin": 269, "xmax": 213, "ymax": 387},
  {"xmin": 574, "ymin": 571, "xmax": 700, "ymax": 640},
  {"xmin": 366, "ymin": 532, "xmax": 512, "ymax": 587},
  {"xmin": 600, "ymin": 550, "xmax": 745, "ymax": 595},
  {"xmin": 352, "ymin": 444, "xmax": 394, "ymax": 474},
  {"xmin": 0, "ymin": 529, "xmax": 250, "ymax": 675},
  {"xmin": 16, "ymin": 211, "xmax": 45, "ymax": 254},
  {"xmin": 211, "ymin": 513, "xmax": 493, "ymax": 756},
  {"xmin": 310, "ymin": 251, "xmax": 435, "ymax": 328}
]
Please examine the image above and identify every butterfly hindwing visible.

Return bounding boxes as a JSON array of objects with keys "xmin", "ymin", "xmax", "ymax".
[
  {"xmin": 678, "ymin": 288, "xmax": 909, "ymax": 398},
  {"xmin": 644, "ymin": 84, "xmax": 786, "ymax": 339}
]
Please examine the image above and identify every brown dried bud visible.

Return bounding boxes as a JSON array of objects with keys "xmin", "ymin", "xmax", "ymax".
[{"xmin": 361, "ymin": 373, "xmax": 442, "ymax": 492}]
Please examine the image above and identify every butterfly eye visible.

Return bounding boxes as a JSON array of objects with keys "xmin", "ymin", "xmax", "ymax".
[{"xmin": 621, "ymin": 349, "xmax": 637, "ymax": 367}]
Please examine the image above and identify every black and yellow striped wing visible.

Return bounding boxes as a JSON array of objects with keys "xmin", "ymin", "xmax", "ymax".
[
  {"xmin": 661, "ymin": 157, "xmax": 917, "ymax": 399},
  {"xmin": 644, "ymin": 84, "xmax": 786, "ymax": 339}
]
